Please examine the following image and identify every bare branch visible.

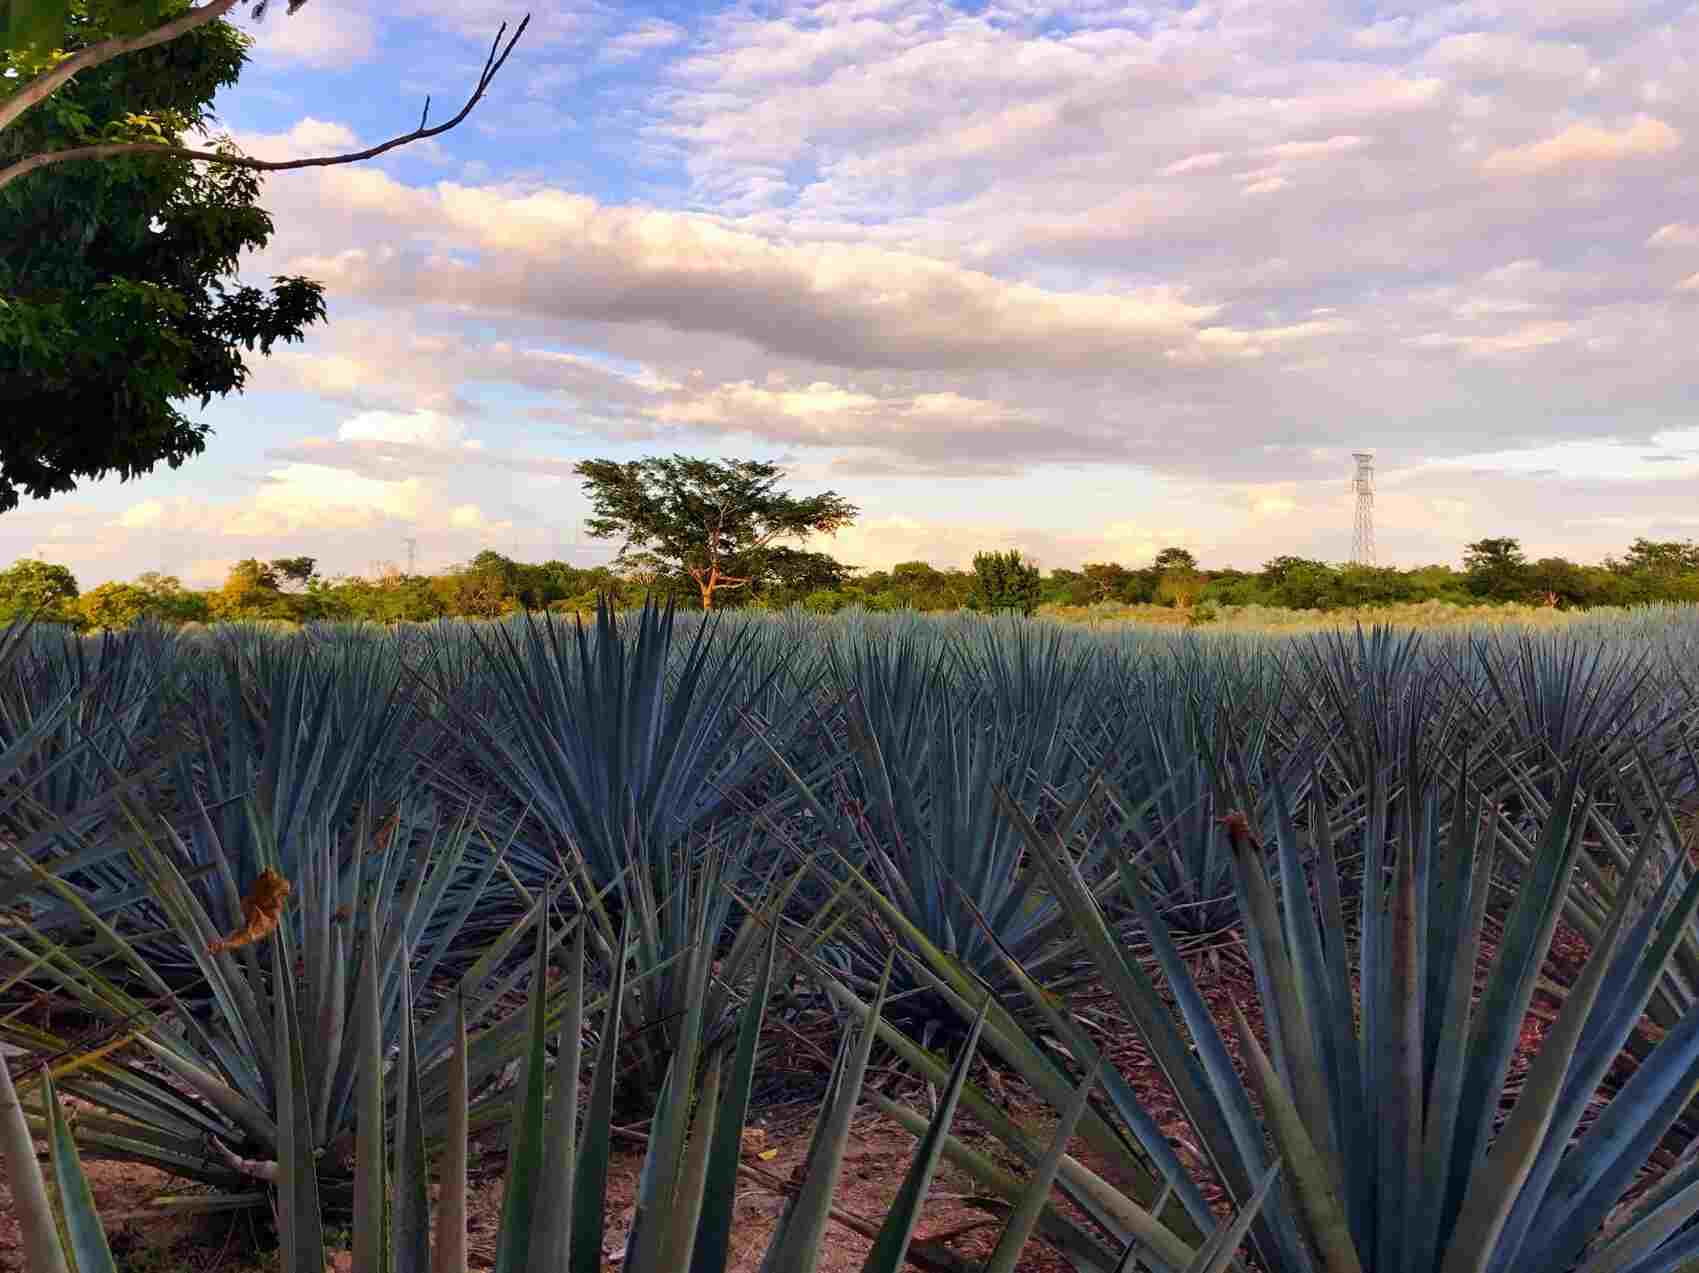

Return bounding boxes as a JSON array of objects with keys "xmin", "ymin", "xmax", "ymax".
[
  {"xmin": 0, "ymin": 14, "xmax": 531, "ymax": 195},
  {"xmin": 0, "ymin": 0, "xmax": 243, "ymax": 134}
]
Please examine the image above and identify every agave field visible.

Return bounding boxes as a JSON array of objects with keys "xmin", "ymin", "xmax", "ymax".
[{"xmin": 3, "ymin": 600, "xmax": 1699, "ymax": 1272}]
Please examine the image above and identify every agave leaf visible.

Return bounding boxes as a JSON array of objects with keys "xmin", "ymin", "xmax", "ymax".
[
  {"xmin": 1573, "ymin": 1166, "xmax": 1699, "ymax": 1273},
  {"xmin": 392, "ymin": 961, "xmax": 430, "ymax": 1273},
  {"xmin": 130, "ymin": 1037, "xmax": 276, "ymax": 1150},
  {"xmin": 492, "ymin": 887, "xmax": 555, "ymax": 1273},
  {"xmin": 415, "ymin": 884, "xmax": 543, "ymax": 1062},
  {"xmin": 1410, "ymin": 804, "xmax": 1498, "ymax": 1273},
  {"xmin": 431, "ymin": 991, "xmax": 468, "ymax": 1273},
  {"xmin": 1187, "ymin": 1158, "xmax": 1284, "ymax": 1273},
  {"xmin": 983, "ymin": 1058, "xmax": 1103, "ymax": 1273},
  {"xmin": 42, "ymin": 1070, "xmax": 119, "ymax": 1273},
  {"xmin": 693, "ymin": 924, "xmax": 781, "ymax": 1273},
  {"xmin": 312, "ymin": 922, "xmax": 347, "ymax": 1145},
  {"xmin": 664, "ymin": 1049, "xmax": 724, "ymax": 1272},
  {"xmin": 526, "ymin": 917, "xmax": 585, "ymax": 1268},
  {"xmin": 352, "ymin": 907, "xmax": 386, "ymax": 1273},
  {"xmin": 860, "ymin": 997, "xmax": 991, "ymax": 1273},
  {"xmin": 981, "ymin": 918, "xmax": 1216, "ymax": 1238},
  {"xmin": 871, "ymin": 1081, "xmax": 1191, "ymax": 1273},
  {"xmin": 1440, "ymin": 802, "xmax": 1661, "ymax": 1273},
  {"xmin": 1445, "ymin": 763, "xmax": 1592, "ymax": 1240},
  {"xmin": 1, "ymin": 1046, "xmax": 70, "ymax": 1273},
  {"xmin": 627, "ymin": 847, "xmax": 720, "ymax": 1273},
  {"xmin": 815, "ymin": 960, "xmax": 1191, "ymax": 1264},
  {"xmin": 997, "ymin": 786, "xmax": 1261, "ymax": 1222},
  {"xmin": 763, "ymin": 955, "xmax": 895, "ymax": 1272},
  {"xmin": 1267, "ymin": 781, "xmax": 1345, "ymax": 1176},
  {"xmin": 1520, "ymin": 987, "xmax": 1699, "ymax": 1268},
  {"xmin": 571, "ymin": 913, "xmax": 632, "ymax": 1273},
  {"xmin": 1229, "ymin": 1002, "xmax": 1361, "ymax": 1273},
  {"xmin": 274, "ymin": 936, "xmax": 326, "ymax": 1273}
]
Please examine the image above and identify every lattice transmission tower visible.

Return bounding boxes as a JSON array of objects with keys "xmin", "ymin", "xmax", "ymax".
[{"xmin": 1351, "ymin": 451, "xmax": 1376, "ymax": 567}]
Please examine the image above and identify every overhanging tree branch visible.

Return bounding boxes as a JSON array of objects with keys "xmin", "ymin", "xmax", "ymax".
[
  {"xmin": 0, "ymin": 12, "xmax": 530, "ymax": 194},
  {"xmin": 0, "ymin": 0, "xmax": 242, "ymax": 134}
]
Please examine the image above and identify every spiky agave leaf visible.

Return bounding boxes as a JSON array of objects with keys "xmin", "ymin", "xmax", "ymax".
[{"xmin": 936, "ymin": 743, "xmax": 1699, "ymax": 1273}]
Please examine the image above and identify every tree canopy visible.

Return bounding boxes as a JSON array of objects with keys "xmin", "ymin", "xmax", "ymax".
[
  {"xmin": 0, "ymin": 0, "xmax": 525, "ymax": 512},
  {"xmin": 573, "ymin": 455, "xmax": 859, "ymax": 609},
  {"xmin": 971, "ymin": 548, "xmax": 1042, "ymax": 616},
  {"xmin": 0, "ymin": 555, "xmax": 78, "ymax": 620},
  {"xmin": 0, "ymin": 1, "xmax": 326, "ymax": 512}
]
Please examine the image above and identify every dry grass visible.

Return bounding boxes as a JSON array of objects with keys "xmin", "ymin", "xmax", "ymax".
[{"xmin": 1040, "ymin": 598, "xmax": 1605, "ymax": 632}]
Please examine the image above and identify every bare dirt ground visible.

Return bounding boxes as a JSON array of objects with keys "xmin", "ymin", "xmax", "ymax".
[{"xmin": 0, "ymin": 1106, "xmax": 1073, "ymax": 1273}]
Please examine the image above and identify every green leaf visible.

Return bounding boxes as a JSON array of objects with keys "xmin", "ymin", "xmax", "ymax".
[
  {"xmin": 762, "ymin": 954, "xmax": 894, "ymax": 1273},
  {"xmin": 982, "ymin": 1058, "xmax": 1103, "ymax": 1273},
  {"xmin": 493, "ymin": 887, "xmax": 555, "ymax": 1273},
  {"xmin": 860, "ymin": 997, "xmax": 990, "ymax": 1273},
  {"xmin": 1189, "ymin": 1159, "xmax": 1284, "ymax": 1273},
  {"xmin": 1229, "ymin": 1001, "xmax": 1362, "ymax": 1273},
  {"xmin": 432, "ymin": 991, "xmax": 469, "ymax": 1273},
  {"xmin": 392, "ymin": 962, "xmax": 430, "ymax": 1273},
  {"xmin": 352, "ymin": 909, "xmax": 386, "ymax": 1273},
  {"xmin": 693, "ymin": 925, "xmax": 781, "ymax": 1273},
  {"xmin": 571, "ymin": 912, "xmax": 632, "ymax": 1273},
  {"xmin": 528, "ymin": 918, "xmax": 585, "ymax": 1267},
  {"xmin": 274, "ymin": 937, "xmax": 326, "ymax": 1273},
  {"xmin": 0, "ymin": 1043, "xmax": 66, "ymax": 1273},
  {"xmin": 43, "ymin": 1069, "xmax": 117, "ymax": 1273}
]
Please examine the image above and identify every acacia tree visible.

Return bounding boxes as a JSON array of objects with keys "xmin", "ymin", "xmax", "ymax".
[
  {"xmin": 573, "ymin": 455, "xmax": 858, "ymax": 610},
  {"xmin": 0, "ymin": 0, "xmax": 526, "ymax": 512}
]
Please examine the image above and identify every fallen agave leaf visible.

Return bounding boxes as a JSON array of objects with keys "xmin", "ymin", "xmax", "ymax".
[{"xmin": 208, "ymin": 868, "xmax": 291, "ymax": 954}]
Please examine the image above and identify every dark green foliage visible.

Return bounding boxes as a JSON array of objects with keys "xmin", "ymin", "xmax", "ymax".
[
  {"xmin": 972, "ymin": 548, "xmax": 1043, "ymax": 615},
  {"xmin": 1464, "ymin": 536, "xmax": 1533, "ymax": 600},
  {"xmin": 0, "ymin": 0, "xmax": 326, "ymax": 512},
  {"xmin": 0, "ymin": 0, "xmax": 287, "ymax": 54},
  {"xmin": 0, "ymin": 557, "xmax": 78, "ymax": 621}
]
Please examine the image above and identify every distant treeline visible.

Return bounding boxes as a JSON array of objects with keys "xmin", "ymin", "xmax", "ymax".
[{"xmin": 4, "ymin": 536, "xmax": 1698, "ymax": 629}]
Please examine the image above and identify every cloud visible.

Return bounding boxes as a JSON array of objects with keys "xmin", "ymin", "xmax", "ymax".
[
  {"xmin": 1258, "ymin": 135, "xmax": 1369, "ymax": 161},
  {"xmin": 602, "ymin": 17, "xmax": 685, "ymax": 62},
  {"xmin": 1650, "ymin": 223, "xmax": 1699, "ymax": 246},
  {"xmin": 117, "ymin": 464, "xmax": 431, "ymax": 536},
  {"xmin": 1407, "ymin": 320, "xmax": 1577, "ymax": 357},
  {"xmin": 337, "ymin": 410, "xmax": 470, "ymax": 447},
  {"xmin": 1162, "ymin": 151, "xmax": 1230, "ymax": 176},
  {"xmin": 229, "ymin": 118, "xmax": 361, "ymax": 162},
  {"xmin": 1482, "ymin": 116, "xmax": 1681, "ymax": 176},
  {"xmin": 236, "ymin": 3, "xmax": 379, "ymax": 69},
  {"xmin": 1423, "ymin": 32, "xmax": 1591, "ymax": 85},
  {"xmin": 271, "ymin": 181, "xmax": 1243, "ymax": 372}
]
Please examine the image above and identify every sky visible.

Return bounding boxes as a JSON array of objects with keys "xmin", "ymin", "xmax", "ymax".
[{"xmin": 12, "ymin": 0, "xmax": 1699, "ymax": 588}]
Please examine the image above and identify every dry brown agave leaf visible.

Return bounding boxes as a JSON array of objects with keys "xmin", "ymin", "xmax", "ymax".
[{"xmin": 208, "ymin": 867, "xmax": 292, "ymax": 953}]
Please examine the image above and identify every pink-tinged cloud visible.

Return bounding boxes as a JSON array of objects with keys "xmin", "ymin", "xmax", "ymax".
[{"xmin": 1482, "ymin": 116, "xmax": 1681, "ymax": 176}]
